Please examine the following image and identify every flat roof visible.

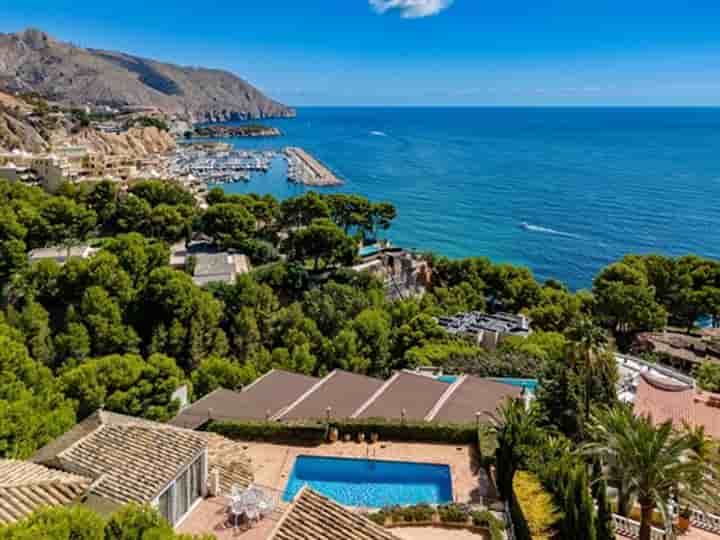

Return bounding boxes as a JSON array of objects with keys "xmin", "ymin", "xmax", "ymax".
[
  {"xmin": 430, "ymin": 376, "xmax": 522, "ymax": 424},
  {"xmin": 279, "ymin": 371, "xmax": 385, "ymax": 421},
  {"xmin": 354, "ymin": 371, "xmax": 450, "ymax": 421},
  {"xmin": 169, "ymin": 370, "xmax": 319, "ymax": 428}
]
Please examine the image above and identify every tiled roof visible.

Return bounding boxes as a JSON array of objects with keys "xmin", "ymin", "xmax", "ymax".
[
  {"xmin": 31, "ymin": 410, "xmax": 208, "ymax": 505},
  {"xmin": 206, "ymin": 433, "xmax": 254, "ymax": 495},
  {"xmin": 0, "ymin": 460, "xmax": 91, "ymax": 524},
  {"xmin": 634, "ymin": 373, "xmax": 720, "ymax": 438},
  {"xmin": 269, "ymin": 487, "xmax": 400, "ymax": 540}
]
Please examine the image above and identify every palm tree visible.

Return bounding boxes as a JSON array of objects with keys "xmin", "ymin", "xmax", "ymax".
[
  {"xmin": 493, "ymin": 398, "xmax": 542, "ymax": 500},
  {"xmin": 583, "ymin": 406, "xmax": 720, "ymax": 540},
  {"xmin": 565, "ymin": 317, "xmax": 608, "ymax": 423}
]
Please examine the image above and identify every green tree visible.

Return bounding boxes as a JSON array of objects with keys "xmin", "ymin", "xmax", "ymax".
[
  {"xmin": 0, "ymin": 320, "xmax": 75, "ymax": 458},
  {"xmin": 565, "ymin": 318, "xmax": 610, "ymax": 423},
  {"xmin": 0, "ymin": 505, "xmax": 105, "ymax": 540},
  {"xmin": 593, "ymin": 263, "xmax": 668, "ymax": 336},
  {"xmin": 114, "ymin": 194, "xmax": 151, "ymax": 233},
  {"xmin": 30, "ymin": 196, "xmax": 97, "ymax": 247},
  {"xmin": 129, "ymin": 180, "xmax": 195, "ymax": 207},
  {"xmin": 61, "ymin": 353, "xmax": 186, "ymax": 421},
  {"xmin": 583, "ymin": 406, "xmax": 720, "ymax": 540},
  {"xmin": 494, "ymin": 399, "xmax": 541, "ymax": 500},
  {"xmin": 104, "ymin": 233, "xmax": 169, "ymax": 289},
  {"xmin": 200, "ymin": 203, "xmax": 256, "ymax": 249},
  {"xmin": 283, "ymin": 219, "xmax": 356, "ymax": 271},
  {"xmin": 191, "ymin": 356, "xmax": 256, "ymax": 398},
  {"xmin": 352, "ymin": 308, "xmax": 392, "ymax": 376},
  {"xmin": 280, "ymin": 192, "xmax": 331, "ymax": 229}
]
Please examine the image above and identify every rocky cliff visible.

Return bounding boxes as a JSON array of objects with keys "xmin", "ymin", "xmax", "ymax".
[
  {"xmin": 0, "ymin": 28, "xmax": 295, "ymax": 122},
  {"xmin": 66, "ymin": 126, "xmax": 176, "ymax": 156}
]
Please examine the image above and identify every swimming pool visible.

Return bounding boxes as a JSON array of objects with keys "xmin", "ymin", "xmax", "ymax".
[
  {"xmin": 359, "ymin": 244, "xmax": 382, "ymax": 257},
  {"xmin": 436, "ymin": 375, "xmax": 458, "ymax": 384},
  {"xmin": 283, "ymin": 455, "xmax": 453, "ymax": 507},
  {"xmin": 490, "ymin": 377, "xmax": 539, "ymax": 392}
]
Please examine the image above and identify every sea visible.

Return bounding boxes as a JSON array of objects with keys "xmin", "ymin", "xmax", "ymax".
[{"xmin": 208, "ymin": 107, "xmax": 720, "ymax": 291}]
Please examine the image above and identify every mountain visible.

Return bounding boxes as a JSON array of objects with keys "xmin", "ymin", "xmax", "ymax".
[{"xmin": 0, "ymin": 28, "xmax": 295, "ymax": 122}]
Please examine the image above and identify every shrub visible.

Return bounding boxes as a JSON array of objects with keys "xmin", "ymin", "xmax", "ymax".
[
  {"xmin": 437, "ymin": 504, "xmax": 468, "ymax": 523},
  {"xmin": 208, "ymin": 420, "xmax": 327, "ymax": 444},
  {"xmin": 471, "ymin": 510, "xmax": 505, "ymax": 540},
  {"xmin": 513, "ymin": 471, "xmax": 560, "ymax": 540}
]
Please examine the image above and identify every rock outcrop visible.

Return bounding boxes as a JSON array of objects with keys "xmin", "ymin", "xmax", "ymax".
[
  {"xmin": 66, "ymin": 126, "xmax": 176, "ymax": 156},
  {"xmin": 0, "ymin": 28, "xmax": 295, "ymax": 122}
]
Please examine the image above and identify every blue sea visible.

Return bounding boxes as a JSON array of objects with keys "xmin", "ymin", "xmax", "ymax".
[{"xmin": 209, "ymin": 107, "xmax": 720, "ymax": 290}]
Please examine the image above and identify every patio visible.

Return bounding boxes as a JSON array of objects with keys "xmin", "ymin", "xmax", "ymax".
[
  {"xmin": 178, "ymin": 439, "xmax": 496, "ymax": 539},
  {"xmin": 235, "ymin": 439, "xmax": 495, "ymax": 504}
]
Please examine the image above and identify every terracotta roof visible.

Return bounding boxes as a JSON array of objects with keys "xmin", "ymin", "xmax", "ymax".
[
  {"xmin": 0, "ymin": 460, "xmax": 91, "ymax": 524},
  {"xmin": 634, "ymin": 373, "xmax": 720, "ymax": 439},
  {"xmin": 31, "ymin": 410, "xmax": 207, "ymax": 505},
  {"xmin": 429, "ymin": 375, "xmax": 522, "ymax": 423},
  {"xmin": 269, "ymin": 487, "xmax": 400, "ymax": 540},
  {"xmin": 278, "ymin": 370, "xmax": 385, "ymax": 421},
  {"xmin": 169, "ymin": 370, "xmax": 320, "ymax": 428},
  {"xmin": 353, "ymin": 371, "xmax": 451, "ymax": 421}
]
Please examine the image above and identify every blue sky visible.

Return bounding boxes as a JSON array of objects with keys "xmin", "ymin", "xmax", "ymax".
[{"xmin": 5, "ymin": 0, "xmax": 720, "ymax": 106}]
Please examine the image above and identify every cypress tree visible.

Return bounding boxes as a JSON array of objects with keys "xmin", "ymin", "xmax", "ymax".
[{"xmin": 595, "ymin": 478, "xmax": 615, "ymax": 540}]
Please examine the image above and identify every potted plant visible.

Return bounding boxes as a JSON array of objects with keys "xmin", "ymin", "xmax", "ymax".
[
  {"xmin": 678, "ymin": 507, "xmax": 691, "ymax": 532},
  {"xmin": 357, "ymin": 432, "xmax": 365, "ymax": 443}
]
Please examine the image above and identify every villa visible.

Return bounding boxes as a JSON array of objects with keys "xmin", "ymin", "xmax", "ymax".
[
  {"xmin": 436, "ymin": 312, "xmax": 531, "ymax": 350},
  {"xmin": 17, "ymin": 410, "xmax": 253, "ymax": 528},
  {"xmin": 28, "ymin": 244, "xmax": 99, "ymax": 265}
]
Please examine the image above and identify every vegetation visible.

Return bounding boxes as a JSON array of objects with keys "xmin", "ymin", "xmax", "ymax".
[
  {"xmin": 512, "ymin": 471, "xmax": 561, "ymax": 540},
  {"xmin": 695, "ymin": 361, "xmax": 720, "ymax": 392},
  {"xmin": 2, "ymin": 176, "xmax": 720, "ymax": 540},
  {"xmin": 583, "ymin": 406, "xmax": 720, "ymax": 540},
  {"xmin": 0, "ymin": 504, "xmax": 212, "ymax": 540}
]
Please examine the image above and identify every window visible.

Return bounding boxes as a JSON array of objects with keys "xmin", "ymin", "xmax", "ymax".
[{"xmin": 159, "ymin": 488, "xmax": 172, "ymax": 524}]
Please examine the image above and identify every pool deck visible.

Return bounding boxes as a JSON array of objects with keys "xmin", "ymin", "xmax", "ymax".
[
  {"xmin": 227, "ymin": 439, "xmax": 495, "ymax": 504},
  {"xmin": 178, "ymin": 440, "xmax": 495, "ymax": 539}
]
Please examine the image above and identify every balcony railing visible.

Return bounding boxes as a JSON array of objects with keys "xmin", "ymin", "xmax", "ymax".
[
  {"xmin": 690, "ymin": 508, "xmax": 720, "ymax": 534},
  {"xmin": 612, "ymin": 514, "xmax": 669, "ymax": 540}
]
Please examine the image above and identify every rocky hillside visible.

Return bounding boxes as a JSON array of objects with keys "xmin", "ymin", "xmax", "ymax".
[
  {"xmin": 66, "ymin": 126, "xmax": 176, "ymax": 156},
  {"xmin": 0, "ymin": 28, "xmax": 295, "ymax": 122}
]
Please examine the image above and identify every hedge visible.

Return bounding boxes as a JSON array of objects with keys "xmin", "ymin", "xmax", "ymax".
[
  {"xmin": 329, "ymin": 419, "xmax": 479, "ymax": 444},
  {"xmin": 207, "ymin": 418, "xmax": 480, "ymax": 445},
  {"xmin": 207, "ymin": 420, "xmax": 327, "ymax": 443}
]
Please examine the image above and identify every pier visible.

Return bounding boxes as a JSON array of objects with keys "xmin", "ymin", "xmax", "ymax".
[{"xmin": 285, "ymin": 147, "xmax": 343, "ymax": 186}]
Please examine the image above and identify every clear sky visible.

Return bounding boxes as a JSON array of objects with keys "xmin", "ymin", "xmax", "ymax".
[{"xmin": 5, "ymin": 0, "xmax": 720, "ymax": 106}]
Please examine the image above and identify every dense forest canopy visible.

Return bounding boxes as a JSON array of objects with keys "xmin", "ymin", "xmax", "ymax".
[{"xmin": 1, "ymin": 177, "xmax": 719, "ymax": 461}]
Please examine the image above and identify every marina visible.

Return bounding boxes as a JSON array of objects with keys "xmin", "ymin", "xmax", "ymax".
[
  {"xmin": 169, "ymin": 148, "xmax": 277, "ymax": 184},
  {"xmin": 285, "ymin": 146, "xmax": 343, "ymax": 186}
]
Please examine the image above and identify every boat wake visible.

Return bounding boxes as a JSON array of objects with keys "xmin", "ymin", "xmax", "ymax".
[
  {"xmin": 370, "ymin": 130, "xmax": 388, "ymax": 137},
  {"xmin": 520, "ymin": 222, "xmax": 582, "ymax": 239}
]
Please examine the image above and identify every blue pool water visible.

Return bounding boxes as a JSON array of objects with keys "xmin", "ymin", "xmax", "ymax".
[
  {"xmin": 490, "ymin": 377, "xmax": 539, "ymax": 392},
  {"xmin": 359, "ymin": 244, "xmax": 382, "ymax": 257},
  {"xmin": 436, "ymin": 375, "xmax": 459, "ymax": 384},
  {"xmin": 282, "ymin": 455, "xmax": 453, "ymax": 507}
]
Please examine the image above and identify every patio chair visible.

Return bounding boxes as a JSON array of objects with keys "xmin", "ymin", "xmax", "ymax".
[{"xmin": 229, "ymin": 499, "xmax": 245, "ymax": 530}]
